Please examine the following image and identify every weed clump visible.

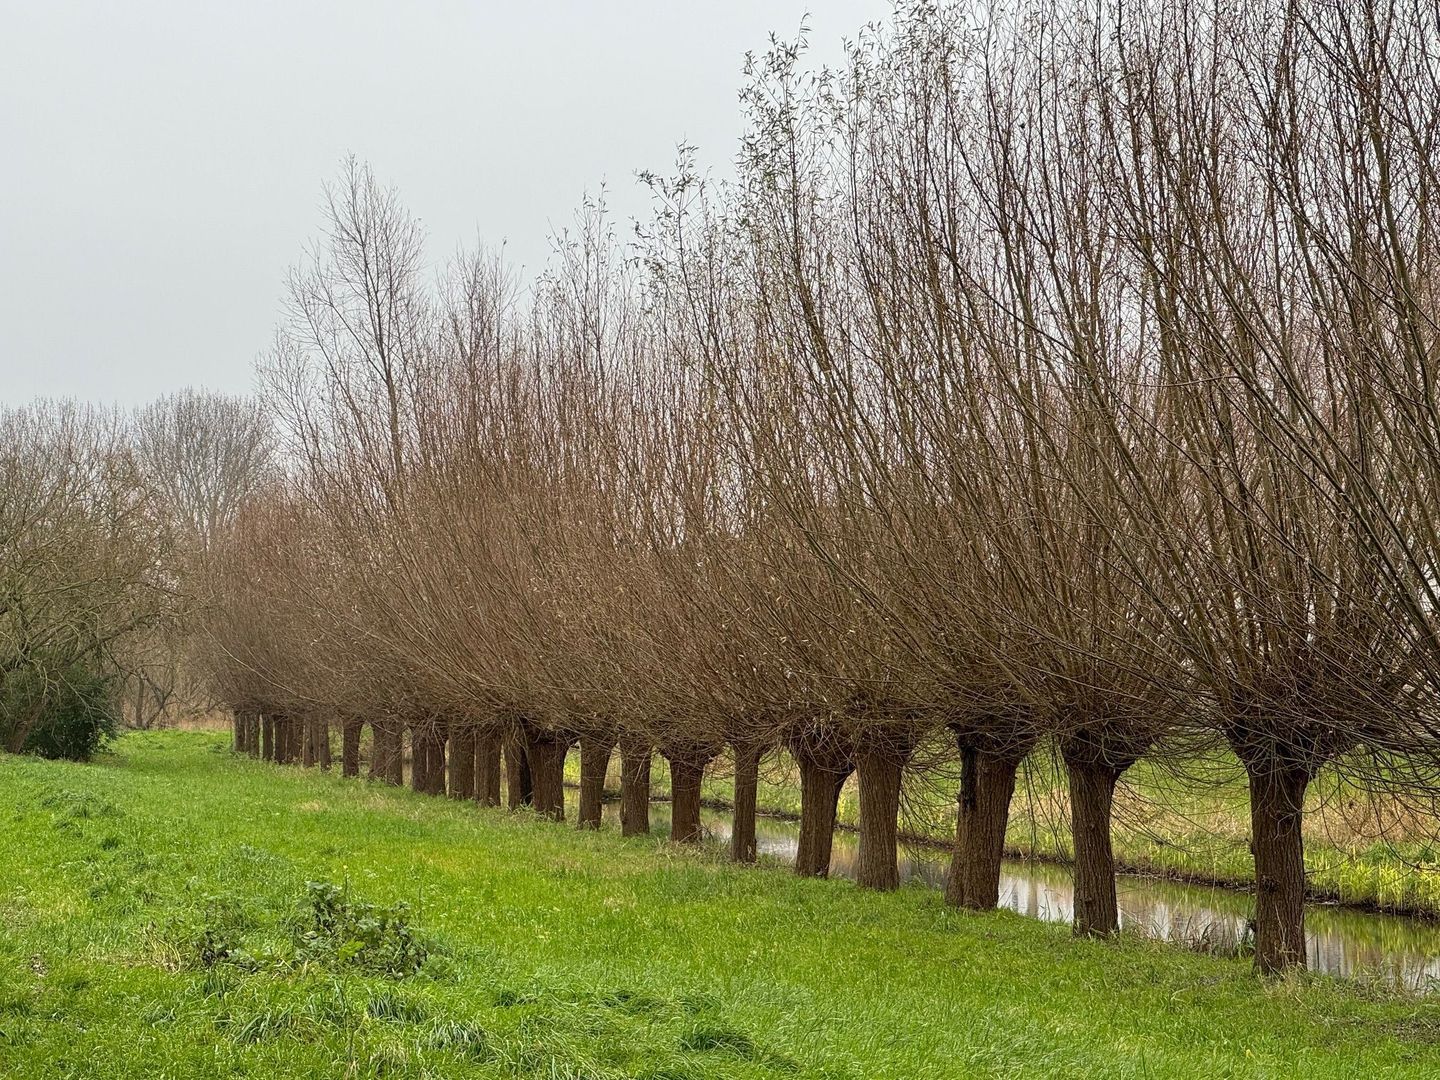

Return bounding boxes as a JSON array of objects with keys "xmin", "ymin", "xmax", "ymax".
[
  {"xmin": 179, "ymin": 881, "xmax": 430, "ymax": 977},
  {"xmin": 188, "ymin": 894, "xmax": 255, "ymax": 968},
  {"xmin": 293, "ymin": 880, "xmax": 428, "ymax": 977}
]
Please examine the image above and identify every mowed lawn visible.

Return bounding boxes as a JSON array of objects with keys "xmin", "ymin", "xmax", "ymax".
[{"xmin": 2, "ymin": 732, "xmax": 1438, "ymax": 1078}]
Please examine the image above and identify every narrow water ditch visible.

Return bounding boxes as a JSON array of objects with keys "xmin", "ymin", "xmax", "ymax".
[{"xmin": 564, "ymin": 791, "xmax": 1440, "ymax": 991}]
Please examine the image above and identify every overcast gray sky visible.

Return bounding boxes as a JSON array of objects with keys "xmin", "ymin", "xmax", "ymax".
[{"xmin": 0, "ymin": 1, "xmax": 887, "ymax": 406}]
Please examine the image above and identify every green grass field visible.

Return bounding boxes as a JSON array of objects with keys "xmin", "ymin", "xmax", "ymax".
[{"xmin": 4, "ymin": 731, "xmax": 1440, "ymax": 1078}]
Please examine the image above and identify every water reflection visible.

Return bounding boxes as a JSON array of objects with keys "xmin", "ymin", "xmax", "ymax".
[{"xmin": 565, "ymin": 792, "xmax": 1440, "ymax": 991}]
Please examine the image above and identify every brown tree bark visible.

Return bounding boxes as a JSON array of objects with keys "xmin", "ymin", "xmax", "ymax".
[
  {"xmin": 412, "ymin": 722, "xmax": 447, "ymax": 796},
  {"xmin": 1064, "ymin": 757, "xmax": 1123, "ymax": 936},
  {"xmin": 383, "ymin": 721, "xmax": 404, "ymax": 785},
  {"xmin": 619, "ymin": 743, "xmax": 652, "ymax": 837},
  {"xmin": 666, "ymin": 753, "xmax": 710, "ymax": 843},
  {"xmin": 318, "ymin": 717, "xmax": 331, "ymax": 770},
  {"xmin": 856, "ymin": 745, "xmax": 910, "ymax": 891},
  {"xmin": 410, "ymin": 724, "xmax": 429, "ymax": 794},
  {"xmin": 287, "ymin": 713, "xmax": 303, "ymax": 764},
  {"xmin": 1246, "ymin": 762, "xmax": 1311, "ymax": 974},
  {"xmin": 577, "ymin": 736, "xmax": 614, "ymax": 829},
  {"xmin": 792, "ymin": 745, "xmax": 853, "ymax": 878},
  {"xmin": 274, "ymin": 714, "xmax": 292, "ymax": 764},
  {"xmin": 234, "ymin": 711, "xmax": 246, "ymax": 754},
  {"xmin": 731, "ymin": 743, "xmax": 763, "ymax": 863},
  {"xmin": 504, "ymin": 734, "xmax": 533, "ymax": 809},
  {"xmin": 944, "ymin": 738, "xmax": 1029, "ymax": 910},
  {"xmin": 1059, "ymin": 730, "xmax": 1147, "ymax": 937},
  {"xmin": 342, "ymin": 720, "xmax": 362, "ymax": 778},
  {"xmin": 525, "ymin": 728, "xmax": 569, "ymax": 820},
  {"xmin": 431, "ymin": 723, "xmax": 449, "ymax": 795},
  {"xmin": 301, "ymin": 715, "xmax": 316, "ymax": 768},
  {"xmin": 475, "ymin": 732, "xmax": 502, "ymax": 806},
  {"xmin": 448, "ymin": 725, "xmax": 476, "ymax": 799},
  {"xmin": 261, "ymin": 713, "xmax": 274, "ymax": 762}
]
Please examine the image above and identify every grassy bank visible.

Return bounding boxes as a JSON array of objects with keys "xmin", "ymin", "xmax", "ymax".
[
  {"xmin": 569, "ymin": 750, "xmax": 1440, "ymax": 917},
  {"xmin": 3, "ymin": 732, "xmax": 1439, "ymax": 1078}
]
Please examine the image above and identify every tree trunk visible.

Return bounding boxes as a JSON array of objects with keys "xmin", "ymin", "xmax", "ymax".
[
  {"xmin": 449, "ymin": 725, "xmax": 476, "ymax": 799},
  {"xmin": 475, "ymin": 732, "xmax": 502, "ymax": 806},
  {"xmin": 410, "ymin": 725, "xmax": 429, "ymax": 794},
  {"xmin": 667, "ymin": 755, "xmax": 707, "ymax": 843},
  {"xmin": 232, "ymin": 711, "xmax": 242, "ymax": 753},
  {"xmin": 526, "ymin": 729, "xmax": 569, "ymax": 820},
  {"xmin": 1065, "ymin": 758, "xmax": 1123, "ymax": 936},
  {"xmin": 384, "ymin": 722, "xmax": 403, "ymax": 785},
  {"xmin": 261, "ymin": 714, "xmax": 274, "ymax": 762},
  {"xmin": 431, "ymin": 727, "xmax": 447, "ymax": 795},
  {"xmin": 794, "ymin": 753, "xmax": 852, "ymax": 877},
  {"xmin": 944, "ymin": 742, "xmax": 1024, "ymax": 909},
  {"xmin": 342, "ymin": 720, "xmax": 362, "ymax": 778},
  {"xmin": 409, "ymin": 723, "xmax": 446, "ymax": 796},
  {"xmin": 318, "ymin": 717, "xmax": 331, "ymax": 770},
  {"xmin": 505, "ymin": 735, "xmax": 533, "ymax": 810},
  {"xmin": 620, "ymin": 743, "xmax": 652, "ymax": 837},
  {"xmin": 577, "ymin": 736, "xmax": 613, "ymax": 829},
  {"xmin": 856, "ymin": 747, "xmax": 907, "ymax": 891},
  {"xmin": 301, "ymin": 716, "xmax": 316, "ymax": 768},
  {"xmin": 1247, "ymin": 763, "xmax": 1311, "ymax": 975},
  {"xmin": 429, "ymin": 724, "xmax": 448, "ymax": 795},
  {"xmin": 731, "ymin": 743, "xmax": 762, "ymax": 863},
  {"xmin": 274, "ymin": 714, "xmax": 291, "ymax": 764}
]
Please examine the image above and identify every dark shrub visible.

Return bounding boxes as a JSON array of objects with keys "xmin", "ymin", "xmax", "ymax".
[{"xmin": 1, "ymin": 665, "xmax": 119, "ymax": 761}]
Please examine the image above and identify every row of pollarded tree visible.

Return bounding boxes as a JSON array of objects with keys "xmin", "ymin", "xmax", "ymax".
[{"xmin": 201, "ymin": 0, "xmax": 1440, "ymax": 976}]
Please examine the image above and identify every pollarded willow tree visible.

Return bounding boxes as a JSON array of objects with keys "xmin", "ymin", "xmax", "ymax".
[
  {"xmin": 1076, "ymin": 0, "xmax": 1440, "ymax": 971},
  {"xmin": 928, "ymin": 8, "xmax": 1205, "ymax": 936}
]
